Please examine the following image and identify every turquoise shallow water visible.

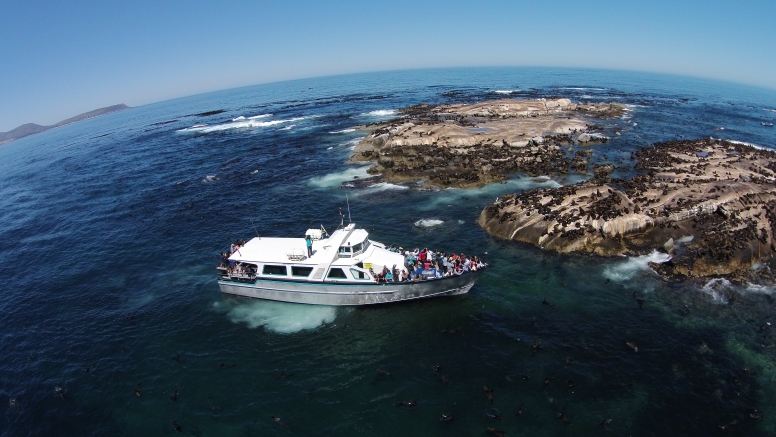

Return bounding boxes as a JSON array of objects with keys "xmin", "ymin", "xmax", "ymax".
[{"xmin": 2, "ymin": 67, "xmax": 776, "ymax": 436}]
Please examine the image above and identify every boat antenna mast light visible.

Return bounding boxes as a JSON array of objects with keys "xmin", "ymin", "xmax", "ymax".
[{"xmin": 346, "ymin": 194, "xmax": 352, "ymax": 224}]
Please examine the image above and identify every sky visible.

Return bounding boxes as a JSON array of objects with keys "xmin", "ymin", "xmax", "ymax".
[{"xmin": 1, "ymin": 0, "xmax": 775, "ymax": 132}]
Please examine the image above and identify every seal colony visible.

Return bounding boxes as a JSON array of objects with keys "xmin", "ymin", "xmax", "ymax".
[
  {"xmin": 349, "ymin": 98, "xmax": 625, "ymax": 188},
  {"xmin": 478, "ymin": 138, "xmax": 776, "ymax": 281}
]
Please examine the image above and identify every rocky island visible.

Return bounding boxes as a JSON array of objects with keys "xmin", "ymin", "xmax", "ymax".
[
  {"xmin": 349, "ymin": 98, "xmax": 625, "ymax": 188},
  {"xmin": 478, "ymin": 138, "xmax": 776, "ymax": 281}
]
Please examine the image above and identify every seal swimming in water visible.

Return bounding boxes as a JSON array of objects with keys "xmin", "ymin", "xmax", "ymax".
[
  {"xmin": 542, "ymin": 298, "xmax": 555, "ymax": 308},
  {"xmin": 598, "ymin": 418, "xmax": 612, "ymax": 428},
  {"xmin": 271, "ymin": 416, "xmax": 290, "ymax": 429},
  {"xmin": 171, "ymin": 390, "xmax": 178, "ymax": 401},
  {"xmin": 172, "ymin": 421, "xmax": 182, "ymax": 432},
  {"xmin": 516, "ymin": 404, "xmax": 525, "ymax": 416},
  {"xmin": 625, "ymin": 341, "xmax": 639, "ymax": 352},
  {"xmin": 531, "ymin": 341, "xmax": 542, "ymax": 353},
  {"xmin": 486, "ymin": 427, "xmax": 505, "ymax": 437},
  {"xmin": 394, "ymin": 400, "xmax": 418, "ymax": 407},
  {"xmin": 486, "ymin": 408, "xmax": 502, "ymax": 420},
  {"xmin": 557, "ymin": 411, "xmax": 572, "ymax": 426},
  {"xmin": 483, "ymin": 386, "xmax": 494, "ymax": 403},
  {"xmin": 439, "ymin": 414, "xmax": 454, "ymax": 422},
  {"xmin": 55, "ymin": 386, "xmax": 65, "ymax": 399}
]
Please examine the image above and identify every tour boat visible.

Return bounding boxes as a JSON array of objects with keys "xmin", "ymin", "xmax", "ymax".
[{"xmin": 217, "ymin": 223, "xmax": 486, "ymax": 305}]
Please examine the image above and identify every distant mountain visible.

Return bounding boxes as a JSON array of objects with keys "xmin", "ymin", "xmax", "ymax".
[{"xmin": 0, "ymin": 104, "xmax": 130, "ymax": 145}]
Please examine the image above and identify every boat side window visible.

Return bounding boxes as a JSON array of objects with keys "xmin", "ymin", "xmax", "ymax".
[
  {"xmin": 291, "ymin": 266, "xmax": 314, "ymax": 277},
  {"xmin": 262, "ymin": 264, "xmax": 288, "ymax": 276},
  {"xmin": 327, "ymin": 268, "xmax": 347, "ymax": 279},
  {"xmin": 350, "ymin": 268, "xmax": 370, "ymax": 280},
  {"xmin": 338, "ymin": 246, "xmax": 352, "ymax": 258},
  {"xmin": 352, "ymin": 242, "xmax": 363, "ymax": 255}
]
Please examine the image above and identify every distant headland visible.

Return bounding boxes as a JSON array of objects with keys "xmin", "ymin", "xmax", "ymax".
[{"xmin": 0, "ymin": 104, "xmax": 130, "ymax": 145}]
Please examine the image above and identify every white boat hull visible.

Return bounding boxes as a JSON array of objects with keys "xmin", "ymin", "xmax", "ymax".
[{"xmin": 218, "ymin": 270, "xmax": 484, "ymax": 306}]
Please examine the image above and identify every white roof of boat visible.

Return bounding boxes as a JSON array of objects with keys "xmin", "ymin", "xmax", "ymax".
[{"xmin": 227, "ymin": 225, "xmax": 401, "ymax": 268}]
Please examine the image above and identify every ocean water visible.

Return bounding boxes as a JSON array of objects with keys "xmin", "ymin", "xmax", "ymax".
[{"xmin": 2, "ymin": 67, "xmax": 776, "ymax": 436}]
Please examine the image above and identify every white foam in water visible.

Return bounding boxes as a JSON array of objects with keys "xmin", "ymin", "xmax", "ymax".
[
  {"xmin": 561, "ymin": 87, "xmax": 608, "ymax": 91},
  {"xmin": 248, "ymin": 113, "xmax": 272, "ymax": 119},
  {"xmin": 232, "ymin": 116, "xmax": 245, "ymax": 121},
  {"xmin": 343, "ymin": 137, "xmax": 364, "ymax": 150},
  {"xmin": 203, "ymin": 175, "xmax": 218, "ymax": 182},
  {"xmin": 363, "ymin": 109, "xmax": 396, "ymax": 117},
  {"xmin": 330, "ymin": 128, "xmax": 356, "ymax": 134},
  {"xmin": 363, "ymin": 182, "xmax": 409, "ymax": 192},
  {"xmin": 178, "ymin": 116, "xmax": 306, "ymax": 133},
  {"xmin": 700, "ymin": 278, "xmax": 732, "ymax": 304},
  {"xmin": 494, "ymin": 90, "xmax": 517, "ymax": 94},
  {"xmin": 279, "ymin": 124, "xmax": 295, "ymax": 131},
  {"xmin": 719, "ymin": 138, "xmax": 770, "ymax": 151},
  {"xmin": 414, "ymin": 219, "xmax": 444, "ymax": 227},
  {"xmin": 418, "ymin": 176, "xmax": 564, "ymax": 211},
  {"xmin": 218, "ymin": 300, "xmax": 336, "ymax": 333},
  {"xmin": 309, "ymin": 166, "xmax": 372, "ymax": 188},
  {"xmin": 744, "ymin": 283, "xmax": 776, "ymax": 295},
  {"xmin": 602, "ymin": 250, "xmax": 671, "ymax": 282}
]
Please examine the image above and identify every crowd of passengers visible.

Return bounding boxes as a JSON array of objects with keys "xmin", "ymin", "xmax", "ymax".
[
  {"xmin": 370, "ymin": 247, "xmax": 486, "ymax": 283},
  {"xmin": 220, "ymin": 240, "xmax": 255, "ymax": 276}
]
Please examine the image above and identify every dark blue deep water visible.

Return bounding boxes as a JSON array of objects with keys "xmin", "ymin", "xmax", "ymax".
[{"xmin": 2, "ymin": 67, "xmax": 776, "ymax": 436}]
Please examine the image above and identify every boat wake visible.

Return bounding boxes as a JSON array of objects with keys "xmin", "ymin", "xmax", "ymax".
[{"xmin": 214, "ymin": 300, "xmax": 337, "ymax": 334}]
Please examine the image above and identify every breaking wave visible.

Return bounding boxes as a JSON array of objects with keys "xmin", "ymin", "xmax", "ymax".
[
  {"xmin": 699, "ymin": 278, "xmax": 733, "ymax": 304},
  {"xmin": 330, "ymin": 128, "xmax": 356, "ymax": 134},
  {"xmin": 494, "ymin": 90, "xmax": 517, "ymax": 94},
  {"xmin": 602, "ymin": 250, "xmax": 671, "ymax": 282},
  {"xmin": 309, "ymin": 166, "xmax": 372, "ymax": 188},
  {"xmin": 177, "ymin": 116, "xmax": 305, "ymax": 133},
  {"xmin": 414, "ymin": 219, "xmax": 444, "ymax": 227},
  {"xmin": 363, "ymin": 109, "xmax": 396, "ymax": 117}
]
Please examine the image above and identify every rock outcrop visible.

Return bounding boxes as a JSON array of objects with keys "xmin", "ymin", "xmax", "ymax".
[
  {"xmin": 349, "ymin": 99, "xmax": 624, "ymax": 188},
  {"xmin": 478, "ymin": 138, "xmax": 776, "ymax": 280}
]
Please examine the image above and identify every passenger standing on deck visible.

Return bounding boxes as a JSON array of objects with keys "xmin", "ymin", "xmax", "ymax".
[{"xmin": 305, "ymin": 234, "xmax": 313, "ymax": 258}]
